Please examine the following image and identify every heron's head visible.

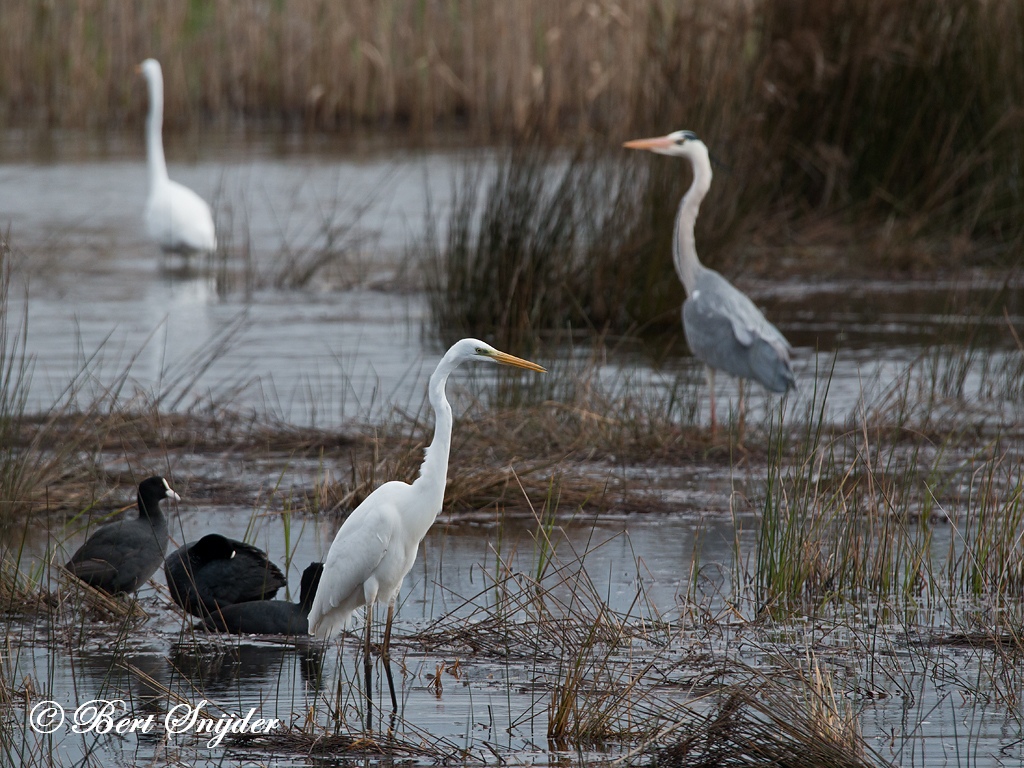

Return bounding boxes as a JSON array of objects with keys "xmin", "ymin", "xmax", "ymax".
[
  {"xmin": 623, "ymin": 130, "xmax": 705, "ymax": 159},
  {"xmin": 450, "ymin": 338, "xmax": 546, "ymax": 373}
]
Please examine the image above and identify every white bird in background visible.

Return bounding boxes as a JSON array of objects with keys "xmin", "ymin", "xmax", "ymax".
[
  {"xmin": 308, "ymin": 339, "xmax": 545, "ymax": 720},
  {"xmin": 624, "ymin": 130, "xmax": 795, "ymax": 432},
  {"xmin": 138, "ymin": 58, "xmax": 216, "ymax": 257}
]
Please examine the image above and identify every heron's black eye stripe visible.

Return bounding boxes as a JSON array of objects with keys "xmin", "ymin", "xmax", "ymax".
[{"xmin": 675, "ymin": 138, "xmax": 686, "ymax": 145}]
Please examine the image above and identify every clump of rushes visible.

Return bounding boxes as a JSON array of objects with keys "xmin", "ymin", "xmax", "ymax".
[
  {"xmin": 753, "ymin": 376, "xmax": 937, "ymax": 614},
  {"xmin": 751, "ymin": 337, "xmax": 1024, "ymax": 617},
  {"xmin": 421, "ymin": 138, "xmax": 727, "ymax": 344},
  {"xmin": 641, "ymin": 677, "xmax": 885, "ymax": 768}
]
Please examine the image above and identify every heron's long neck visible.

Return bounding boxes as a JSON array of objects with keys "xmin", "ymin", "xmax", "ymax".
[
  {"xmin": 145, "ymin": 74, "xmax": 169, "ymax": 186},
  {"xmin": 413, "ymin": 357, "xmax": 456, "ymax": 523},
  {"xmin": 672, "ymin": 148, "xmax": 713, "ymax": 296}
]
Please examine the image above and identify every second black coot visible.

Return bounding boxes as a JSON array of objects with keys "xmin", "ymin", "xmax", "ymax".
[
  {"xmin": 203, "ymin": 561, "xmax": 324, "ymax": 636},
  {"xmin": 164, "ymin": 534, "xmax": 286, "ymax": 617},
  {"xmin": 65, "ymin": 477, "xmax": 179, "ymax": 594}
]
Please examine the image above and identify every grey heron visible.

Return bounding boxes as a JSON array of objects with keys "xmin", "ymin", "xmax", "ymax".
[{"xmin": 624, "ymin": 130, "xmax": 795, "ymax": 431}]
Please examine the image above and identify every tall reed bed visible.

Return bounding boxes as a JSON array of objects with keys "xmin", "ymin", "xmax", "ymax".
[
  {"xmin": 5, "ymin": 1, "xmax": 1021, "ymax": 244},
  {"xmin": 0, "ymin": 0, "xmax": 691, "ymax": 135}
]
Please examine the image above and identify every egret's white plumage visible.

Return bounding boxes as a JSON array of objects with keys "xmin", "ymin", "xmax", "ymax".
[
  {"xmin": 308, "ymin": 339, "xmax": 545, "ymax": 643},
  {"xmin": 139, "ymin": 58, "xmax": 216, "ymax": 256},
  {"xmin": 624, "ymin": 130, "xmax": 795, "ymax": 429}
]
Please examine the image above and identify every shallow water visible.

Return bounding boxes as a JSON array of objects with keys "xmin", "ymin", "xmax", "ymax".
[
  {"xmin": 13, "ymin": 506, "xmax": 1024, "ymax": 766},
  {"xmin": 3, "ymin": 132, "xmax": 1021, "ymax": 427},
  {"xmin": 3, "ymin": 133, "xmax": 1024, "ymax": 766}
]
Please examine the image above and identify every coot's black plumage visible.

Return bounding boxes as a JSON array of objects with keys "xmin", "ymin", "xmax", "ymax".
[
  {"xmin": 65, "ymin": 477, "xmax": 179, "ymax": 594},
  {"xmin": 204, "ymin": 562, "xmax": 324, "ymax": 636},
  {"xmin": 164, "ymin": 534, "xmax": 287, "ymax": 617}
]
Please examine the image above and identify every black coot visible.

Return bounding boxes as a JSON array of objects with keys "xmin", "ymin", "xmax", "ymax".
[
  {"xmin": 164, "ymin": 534, "xmax": 286, "ymax": 617},
  {"xmin": 204, "ymin": 562, "xmax": 324, "ymax": 636},
  {"xmin": 65, "ymin": 477, "xmax": 179, "ymax": 594}
]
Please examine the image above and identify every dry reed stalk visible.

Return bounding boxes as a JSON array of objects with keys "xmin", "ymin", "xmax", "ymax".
[
  {"xmin": 0, "ymin": 557, "xmax": 52, "ymax": 615},
  {"xmin": 640, "ymin": 687, "xmax": 884, "ymax": 768}
]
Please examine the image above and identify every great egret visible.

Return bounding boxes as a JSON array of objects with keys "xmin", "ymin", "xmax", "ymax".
[
  {"xmin": 139, "ymin": 58, "xmax": 217, "ymax": 257},
  {"xmin": 164, "ymin": 533, "xmax": 287, "ymax": 617},
  {"xmin": 65, "ymin": 477, "xmax": 179, "ymax": 594},
  {"xmin": 204, "ymin": 562, "xmax": 324, "ymax": 636},
  {"xmin": 308, "ymin": 339, "xmax": 545, "ymax": 717},
  {"xmin": 624, "ymin": 130, "xmax": 795, "ymax": 431}
]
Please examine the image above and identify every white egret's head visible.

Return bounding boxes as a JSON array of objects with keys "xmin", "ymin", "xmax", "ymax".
[{"xmin": 450, "ymin": 338, "xmax": 546, "ymax": 372}]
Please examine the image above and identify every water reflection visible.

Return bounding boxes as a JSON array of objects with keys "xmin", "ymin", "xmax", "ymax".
[
  {"xmin": 168, "ymin": 642, "xmax": 324, "ymax": 696},
  {"xmin": 74, "ymin": 648, "xmax": 170, "ymax": 716}
]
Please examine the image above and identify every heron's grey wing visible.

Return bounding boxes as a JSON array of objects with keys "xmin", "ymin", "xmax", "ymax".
[
  {"xmin": 747, "ymin": 336, "xmax": 796, "ymax": 393},
  {"xmin": 700, "ymin": 272, "xmax": 790, "ymax": 347},
  {"xmin": 684, "ymin": 271, "xmax": 795, "ymax": 393}
]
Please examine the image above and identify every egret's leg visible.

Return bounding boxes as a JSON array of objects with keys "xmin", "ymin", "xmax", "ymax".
[
  {"xmin": 382, "ymin": 603, "xmax": 398, "ymax": 712},
  {"xmin": 706, "ymin": 367, "xmax": 718, "ymax": 432},
  {"xmin": 363, "ymin": 606, "xmax": 373, "ymax": 730}
]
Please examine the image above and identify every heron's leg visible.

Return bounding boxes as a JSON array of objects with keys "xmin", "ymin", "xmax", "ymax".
[
  {"xmin": 363, "ymin": 606, "xmax": 373, "ymax": 731},
  {"xmin": 382, "ymin": 603, "xmax": 398, "ymax": 712},
  {"xmin": 706, "ymin": 367, "xmax": 717, "ymax": 432}
]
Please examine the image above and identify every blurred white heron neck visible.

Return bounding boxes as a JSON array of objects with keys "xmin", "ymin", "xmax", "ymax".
[
  {"xmin": 672, "ymin": 143, "xmax": 713, "ymax": 296},
  {"xmin": 144, "ymin": 68, "xmax": 169, "ymax": 186}
]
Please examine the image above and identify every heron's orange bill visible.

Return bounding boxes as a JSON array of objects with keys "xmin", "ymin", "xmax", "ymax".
[
  {"xmin": 623, "ymin": 135, "xmax": 675, "ymax": 151},
  {"xmin": 491, "ymin": 351, "xmax": 546, "ymax": 373}
]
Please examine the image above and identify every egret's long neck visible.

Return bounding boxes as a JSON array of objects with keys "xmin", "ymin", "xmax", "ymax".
[
  {"xmin": 672, "ymin": 146, "xmax": 713, "ymax": 296},
  {"xmin": 412, "ymin": 354, "xmax": 457, "ymax": 523},
  {"xmin": 145, "ymin": 72, "xmax": 169, "ymax": 186}
]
